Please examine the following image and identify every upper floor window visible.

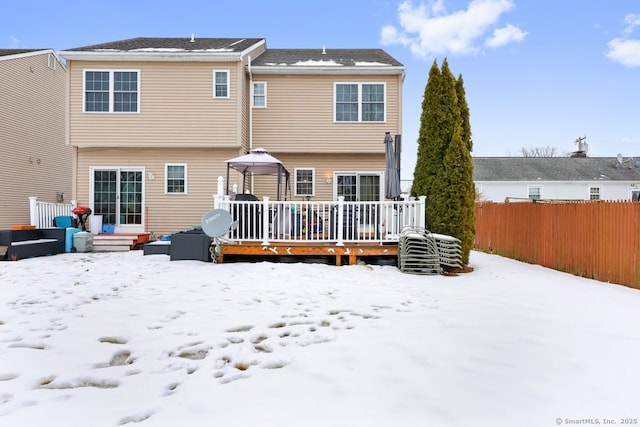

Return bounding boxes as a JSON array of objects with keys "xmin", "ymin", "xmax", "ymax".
[
  {"xmin": 528, "ymin": 185, "xmax": 541, "ymax": 201},
  {"xmin": 213, "ymin": 70, "xmax": 230, "ymax": 98},
  {"xmin": 589, "ymin": 186, "xmax": 601, "ymax": 200},
  {"xmin": 335, "ymin": 83, "xmax": 385, "ymax": 122},
  {"xmin": 47, "ymin": 53, "xmax": 56, "ymax": 70},
  {"xmin": 252, "ymin": 82, "xmax": 267, "ymax": 108},
  {"xmin": 165, "ymin": 164, "xmax": 187, "ymax": 194},
  {"xmin": 295, "ymin": 168, "xmax": 315, "ymax": 197},
  {"xmin": 84, "ymin": 70, "xmax": 139, "ymax": 113}
]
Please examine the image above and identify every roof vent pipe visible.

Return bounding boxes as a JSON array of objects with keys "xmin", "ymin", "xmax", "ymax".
[
  {"xmin": 322, "ymin": 45, "xmax": 326, "ymax": 54},
  {"xmin": 190, "ymin": 33, "xmax": 195, "ymax": 43}
]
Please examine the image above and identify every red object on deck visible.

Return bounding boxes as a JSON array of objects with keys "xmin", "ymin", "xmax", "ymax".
[{"xmin": 72, "ymin": 206, "xmax": 92, "ymax": 231}]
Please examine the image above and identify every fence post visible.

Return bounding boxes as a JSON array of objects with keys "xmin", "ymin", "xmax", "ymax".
[
  {"xmin": 262, "ymin": 196, "xmax": 270, "ymax": 246},
  {"xmin": 29, "ymin": 196, "xmax": 39, "ymax": 227},
  {"xmin": 336, "ymin": 196, "xmax": 345, "ymax": 246},
  {"xmin": 418, "ymin": 196, "xmax": 426, "ymax": 229}
]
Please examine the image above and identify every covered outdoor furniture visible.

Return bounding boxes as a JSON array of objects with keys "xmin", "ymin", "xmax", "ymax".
[{"xmin": 0, "ymin": 228, "xmax": 66, "ymax": 261}]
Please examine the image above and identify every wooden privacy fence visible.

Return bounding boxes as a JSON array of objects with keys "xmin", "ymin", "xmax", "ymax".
[{"xmin": 474, "ymin": 201, "xmax": 640, "ymax": 289}]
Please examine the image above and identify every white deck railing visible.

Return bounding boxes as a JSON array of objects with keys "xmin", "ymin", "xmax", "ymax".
[
  {"xmin": 214, "ymin": 195, "xmax": 426, "ymax": 245},
  {"xmin": 29, "ymin": 197, "xmax": 77, "ymax": 229}
]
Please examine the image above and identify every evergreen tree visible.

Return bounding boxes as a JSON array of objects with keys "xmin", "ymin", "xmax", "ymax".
[
  {"xmin": 441, "ymin": 127, "xmax": 475, "ymax": 265},
  {"xmin": 411, "ymin": 58, "xmax": 476, "ymax": 266},
  {"xmin": 411, "ymin": 60, "xmax": 441, "ymax": 198},
  {"xmin": 456, "ymin": 75, "xmax": 472, "ymax": 152},
  {"xmin": 454, "ymin": 73, "xmax": 475, "ymax": 264}
]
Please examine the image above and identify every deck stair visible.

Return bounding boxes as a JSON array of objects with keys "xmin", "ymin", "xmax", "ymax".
[{"xmin": 93, "ymin": 233, "xmax": 150, "ymax": 252}]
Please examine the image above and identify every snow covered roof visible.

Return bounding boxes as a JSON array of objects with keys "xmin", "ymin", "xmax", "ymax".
[
  {"xmin": 250, "ymin": 48, "xmax": 404, "ymax": 72},
  {"xmin": 473, "ymin": 157, "xmax": 640, "ymax": 181},
  {"xmin": 59, "ymin": 37, "xmax": 266, "ymax": 61},
  {"xmin": 63, "ymin": 37, "xmax": 265, "ymax": 53}
]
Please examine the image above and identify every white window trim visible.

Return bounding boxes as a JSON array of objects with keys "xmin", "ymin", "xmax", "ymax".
[
  {"xmin": 333, "ymin": 171, "xmax": 384, "ymax": 201},
  {"xmin": 83, "ymin": 69, "xmax": 141, "ymax": 113},
  {"xmin": 47, "ymin": 53, "xmax": 56, "ymax": 70},
  {"xmin": 527, "ymin": 184, "xmax": 542, "ymax": 200},
  {"xmin": 252, "ymin": 81, "xmax": 267, "ymax": 108},
  {"xmin": 295, "ymin": 168, "xmax": 315, "ymax": 197},
  {"xmin": 333, "ymin": 82, "xmax": 386, "ymax": 123},
  {"xmin": 165, "ymin": 163, "xmax": 188, "ymax": 195},
  {"xmin": 589, "ymin": 185, "xmax": 602, "ymax": 200},
  {"xmin": 213, "ymin": 69, "xmax": 230, "ymax": 99}
]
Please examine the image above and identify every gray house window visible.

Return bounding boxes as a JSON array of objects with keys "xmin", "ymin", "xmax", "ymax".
[
  {"xmin": 528, "ymin": 185, "xmax": 541, "ymax": 201},
  {"xmin": 589, "ymin": 186, "xmax": 601, "ymax": 200}
]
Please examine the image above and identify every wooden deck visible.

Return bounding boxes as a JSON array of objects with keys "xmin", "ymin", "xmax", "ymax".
[{"xmin": 217, "ymin": 241, "xmax": 398, "ymax": 266}]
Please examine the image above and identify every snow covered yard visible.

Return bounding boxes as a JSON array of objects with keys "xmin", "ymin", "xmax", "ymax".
[{"xmin": 0, "ymin": 250, "xmax": 639, "ymax": 427}]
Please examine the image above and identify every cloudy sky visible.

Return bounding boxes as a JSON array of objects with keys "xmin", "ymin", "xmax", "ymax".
[{"xmin": 3, "ymin": 0, "xmax": 639, "ymax": 180}]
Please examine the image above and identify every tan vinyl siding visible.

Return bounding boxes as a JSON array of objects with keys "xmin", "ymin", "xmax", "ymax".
[
  {"xmin": 250, "ymin": 73, "xmax": 402, "ymax": 153},
  {"xmin": 0, "ymin": 52, "xmax": 72, "ymax": 229},
  {"xmin": 76, "ymin": 147, "xmax": 239, "ymax": 236},
  {"xmin": 68, "ymin": 61, "xmax": 242, "ymax": 148},
  {"xmin": 249, "ymin": 153, "xmax": 385, "ymax": 201}
]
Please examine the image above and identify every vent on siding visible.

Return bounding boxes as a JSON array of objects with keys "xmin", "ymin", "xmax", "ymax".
[{"xmin": 47, "ymin": 53, "xmax": 56, "ymax": 70}]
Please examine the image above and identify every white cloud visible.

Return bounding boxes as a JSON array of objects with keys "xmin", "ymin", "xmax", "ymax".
[
  {"xmin": 606, "ymin": 38, "xmax": 640, "ymax": 67},
  {"xmin": 485, "ymin": 23, "xmax": 527, "ymax": 47},
  {"xmin": 380, "ymin": 0, "xmax": 526, "ymax": 58},
  {"xmin": 9, "ymin": 36, "xmax": 20, "ymax": 46},
  {"xmin": 623, "ymin": 13, "xmax": 640, "ymax": 35}
]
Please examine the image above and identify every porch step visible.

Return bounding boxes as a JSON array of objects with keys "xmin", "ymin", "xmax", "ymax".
[
  {"xmin": 92, "ymin": 233, "xmax": 149, "ymax": 252},
  {"xmin": 93, "ymin": 244, "xmax": 131, "ymax": 252}
]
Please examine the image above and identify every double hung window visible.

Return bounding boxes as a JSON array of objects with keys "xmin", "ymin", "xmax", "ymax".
[
  {"xmin": 295, "ymin": 168, "xmax": 315, "ymax": 197},
  {"xmin": 335, "ymin": 83, "xmax": 385, "ymax": 122},
  {"xmin": 84, "ymin": 70, "xmax": 139, "ymax": 113},
  {"xmin": 166, "ymin": 164, "xmax": 187, "ymax": 194},
  {"xmin": 213, "ymin": 70, "xmax": 230, "ymax": 98}
]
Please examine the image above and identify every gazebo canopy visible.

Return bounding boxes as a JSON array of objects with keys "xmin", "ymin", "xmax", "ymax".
[{"xmin": 225, "ymin": 148, "xmax": 290, "ymax": 200}]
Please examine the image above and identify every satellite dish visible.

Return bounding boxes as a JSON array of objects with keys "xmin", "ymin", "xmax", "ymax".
[
  {"xmin": 201, "ymin": 209, "xmax": 232, "ymax": 238},
  {"xmin": 617, "ymin": 153, "xmax": 623, "ymax": 164}
]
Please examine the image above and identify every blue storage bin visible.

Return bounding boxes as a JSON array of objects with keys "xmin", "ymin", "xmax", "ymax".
[
  {"xmin": 54, "ymin": 216, "xmax": 73, "ymax": 228},
  {"xmin": 102, "ymin": 224, "xmax": 115, "ymax": 234},
  {"xmin": 65, "ymin": 228, "xmax": 82, "ymax": 252}
]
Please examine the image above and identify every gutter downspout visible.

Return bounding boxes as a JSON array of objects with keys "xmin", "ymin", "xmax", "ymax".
[{"xmin": 247, "ymin": 55, "xmax": 254, "ymax": 194}]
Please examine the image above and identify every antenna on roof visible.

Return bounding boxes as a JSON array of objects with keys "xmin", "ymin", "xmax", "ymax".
[
  {"xmin": 190, "ymin": 33, "xmax": 195, "ymax": 43},
  {"xmin": 322, "ymin": 44, "xmax": 326, "ymax": 55},
  {"xmin": 617, "ymin": 153, "xmax": 623, "ymax": 164}
]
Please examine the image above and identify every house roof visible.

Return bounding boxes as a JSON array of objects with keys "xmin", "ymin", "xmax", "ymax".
[
  {"xmin": 251, "ymin": 48, "xmax": 404, "ymax": 68},
  {"xmin": 473, "ymin": 157, "xmax": 640, "ymax": 182},
  {"xmin": 250, "ymin": 48, "xmax": 404, "ymax": 75},
  {"xmin": 63, "ymin": 37, "xmax": 265, "ymax": 53},
  {"xmin": 59, "ymin": 37, "xmax": 266, "ymax": 62},
  {"xmin": 0, "ymin": 49, "xmax": 48, "ymax": 57}
]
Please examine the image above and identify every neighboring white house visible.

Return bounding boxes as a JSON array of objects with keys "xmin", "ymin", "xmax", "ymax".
[{"xmin": 473, "ymin": 157, "xmax": 640, "ymax": 202}]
